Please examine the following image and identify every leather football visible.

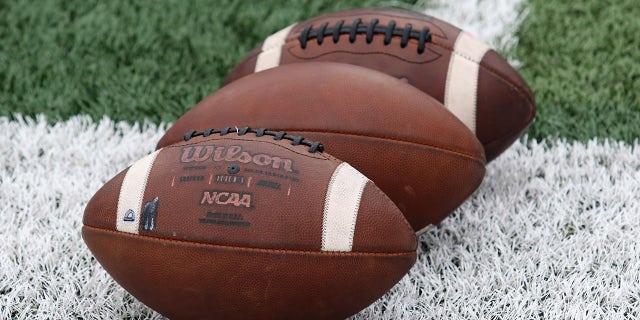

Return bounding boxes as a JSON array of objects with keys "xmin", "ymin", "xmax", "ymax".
[
  {"xmin": 83, "ymin": 128, "xmax": 417, "ymax": 320},
  {"xmin": 223, "ymin": 7, "xmax": 536, "ymax": 161},
  {"xmin": 157, "ymin": 62, "xmax": 486, "ymax": 233}
]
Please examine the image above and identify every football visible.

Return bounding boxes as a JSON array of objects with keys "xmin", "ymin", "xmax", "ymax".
[
  {"xmin": 83, "ymin": 128, "xmax": 417, "ymax": 320},
  {"xmin": 223, "ymin": 7, "xmax": 536, "ymax": 161},
  {"xmin": 157, "ymin": 62, "xmax": 486, "ymax": 233}
]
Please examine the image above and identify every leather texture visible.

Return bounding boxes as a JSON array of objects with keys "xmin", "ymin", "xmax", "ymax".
[
  {"xmin": 224, "ymin": 7, "xmax": 536, "ymax": 161},
  {"xmin": 157, "ymin": 62, "xmax": 486, "ymax": 232},
  {"xmin": 83, "ymin": 132, "xmax": 417, "ymax": 319},
  {"xmin": 82, "ymin": 226, "xmax": 416, "ymax": 320}
]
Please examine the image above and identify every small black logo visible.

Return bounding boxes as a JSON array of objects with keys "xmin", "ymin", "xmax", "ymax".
[
  {"xmin": 123, "ymin": 209, "xmax": 135, "ymax": 222},
  {"xmin": 141, "ymin": 196, "xmax": 159, "ymax": 231},
  {"xmin": 227, "ymin": 165, "xmax": 241, "ymax": 174}
]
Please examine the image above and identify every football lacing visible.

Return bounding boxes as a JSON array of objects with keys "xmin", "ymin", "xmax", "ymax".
[
  {"xmin": 183, "ymin": 127, "xmax": 325, "ymax": 153},
  {"xmin": 298, "ymin": 18, "xmax": 432, "ymax": 54}
]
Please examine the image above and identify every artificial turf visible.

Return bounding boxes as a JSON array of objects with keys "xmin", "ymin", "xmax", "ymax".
[
  {"xmin": 515, "ymin": 0, "xmax": 640, "ymax": 142},
  {"xmin": 1, "ymin": 0, "xmax": 638, "ymax": 142},
  {"xmin": 0, "ymin": 0, "xmax": 408, "ymax": 123}
]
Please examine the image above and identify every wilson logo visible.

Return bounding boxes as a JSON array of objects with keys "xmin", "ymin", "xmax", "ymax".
[
  {"xmin": 200, "ymin": 190, "xmax": 252, "ymax": 208},
  {"xmin": 181, "ymin": 145, "xmax": 294, "ymax": 172}
]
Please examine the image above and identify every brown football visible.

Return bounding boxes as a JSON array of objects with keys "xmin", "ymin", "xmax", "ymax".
[
  {"xmin": 157, "ymin": 62, "xmax": 486, "ymax": 233},
  {"xmin": 83, "ymin": 128, "xmax": 417, "ymax": 320},
  {"xmin": 223, "ymin": 7, "xmax": 536, "ymax": 161}
]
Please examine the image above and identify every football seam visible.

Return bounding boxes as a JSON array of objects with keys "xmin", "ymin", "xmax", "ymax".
[
  {"xmin": 169, "ymin": 128, "xmax": 483, "ymax": 165},
  {"xmin": 260, "ymin": 128, "xmax": 486, "ymax": 164},
  {"xmin": 83, "ymin": 225, "xmax": 417, "ymax": 256}
]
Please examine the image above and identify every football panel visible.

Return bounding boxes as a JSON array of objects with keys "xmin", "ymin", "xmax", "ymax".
[
  {"xmin": 82, "ymin": 226, "xmax": 416, "ymax": 320},
  {"xmin": 481, "ymin": 50, "xmax": 535, "ymax": 102},
  {"xmin": 296, "ymin": 132, "xmax": 485, "ymax": 231},
  {"xmin": 159, "ymin": 62, "xmax": 484, "ymax": 160},
  {"xmin": 83, "ymin": 167, "xmax": 127, "ymax": 230},
  {"xmin": 476, "ymin": 62, "xmax": 536, "ymax": 161},
  {"xmin": 88, "ymin": 135, "xmax": 350, "ymax": 251},
  {"xmin": 138, "ymin": 138, "xmax": 335, "ymax": 251},
  {"xmin": 351, "ymin": 182, "xmax": 417, "ymax": 252}
]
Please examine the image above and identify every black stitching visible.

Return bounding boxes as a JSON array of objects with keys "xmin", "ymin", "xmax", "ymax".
[
  {"xmin": 299, "ymin": 25, "xmax": 312, "ymax": 49},
  {"xmin": 220, "ymin": 127, "xmax": 232, "ymax": 136},
  {"xmin": 274, "ymin": 131, "xmax": 286, "ymax": 140},
  {"xmin": 366, "ymin": 19, "xmax": 378, "ymax": 43},
  {"xmin": 237, "ymin": 127, "xmax": 249, "ymax": 135},
  {"xmin": 317, "ymin": 23, "xmax": 328, "ymax": 45},
  {"xmin": 418, "ymin": 27, "xmax": 431, "ymax": 54},
  {"xmin": 401, "ymin": 23, "xmax": 411, "ymax": 48},
  {"xmin": 384, "ymin": 21, "xmax": 395, "ymax": 45},
  {"xmin": 203, "ymin": 128, "xmax": 215, "ymax": 137},
  {"xmin": 183, "ymin": 127, "xmax": 325, "ymax": 153},
  {"xmin": 332, "ymin": 20, "xmax": 344, "ymax": 43},
  {"xmin": 299, "ymin": 18, "xmax": 431, "ymax": 54},
  {"xmin": 291, "ymin": 136, "xmax": 304, "ymax": 145},
  {"xmin": 308, "ymin": 141, "xmax": 322, "ymax": 153},
  {"xmin": 183, "ymin": 130, "xmax": 197, "ymax": 141},
  {"xmin": 349, "ymin": 19, "xmax": 361, "ymax": 43}
]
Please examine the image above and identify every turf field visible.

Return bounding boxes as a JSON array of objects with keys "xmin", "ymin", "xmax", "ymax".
[
  {"xmin": 3, "ymin": 0, "xmax": 638, "ymax": 142},
  {"xmin": 515, "ymin": 0, "xmax": 640, "ymax": 142},
  {"xmin": 1, "ymin": 0, "xmax": 639, "ymax": 319}
]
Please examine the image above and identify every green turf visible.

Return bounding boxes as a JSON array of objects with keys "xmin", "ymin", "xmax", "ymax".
[
  {"xmin": 515, "ymin": 0, "xmax": 640, "ymax": 142},
  {"xmin": 3, "ymin": 1, "xmax": 638, "ymax": 143},
  {"xmin": 0, "ymin": 0, "xmax": 412, "ymax": 124}
]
